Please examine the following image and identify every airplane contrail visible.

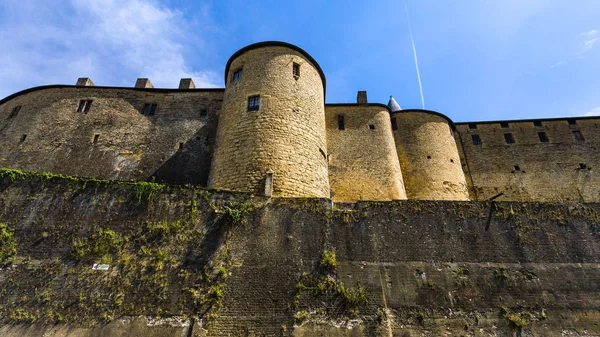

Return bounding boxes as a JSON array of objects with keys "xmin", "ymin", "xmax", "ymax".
[{"xmin": 404, "ymin": 0, "xmax": 425, "ymax": 109}]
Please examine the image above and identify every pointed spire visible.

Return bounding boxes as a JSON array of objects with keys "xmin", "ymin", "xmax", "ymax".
[{"xmin": 388, "ymin": 95, "xmax": 402, "ymax": 112}]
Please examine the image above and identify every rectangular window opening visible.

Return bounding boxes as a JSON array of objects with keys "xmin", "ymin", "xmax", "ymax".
[
  {"xmin": 533, "ymin": 120, "xmax": 543, "ymax": 127},
  {"xmin": 500, "ymin": 122, "xmax": 509, "ymax": 128},
  {"xmin": 538, "ymin": 131, "xmax": 549, "ymax": 143},
  {"xmin": 20, "ymin": 134, "xmax": 27, "ymax": 143},
  {"xmin": 568, "ymin": 119, "xmax": 577, "ymax": 125},
  {"xmin": 471, "ymin": 134, "xmax": 481, "ymax": 145},
  {"xmin": 579, "ymin": 163, "xmax": 588, "ymax": 169},
  {"xmin": 142, "ymin": 103, "xmax": 158, "ymax": 116},
  {"xmin": 200, "ymin": 109, "xmax": 208, "ymax": 117},
  {"xmin": 468, "ymin": 123, "xmax": 477, "ymax": 130},
  {"xmin": 391, "ymin": 117, "xmax": 398, "ymax": 130},
  {"xmin": 93, "ymin": 134, "xmax": 99, "ymax": 144},
  {"xmin": 247, "ymin": 95, "xmax": 260, "ymax": 112},
  {"xmin": 77, "ymin": 100, "xmax": 86, "ymax": 112},
  {"xmin": 8, "ymin": 106, "xmax": 21, "ymax": 119},
  {"xmin": 293, "ymin": 63, "xmax": 300, "ymax": 77},
  {"xmin": 369, "ymin": 124, "xmax": 375, "ymax": 130},
  {"xmin": 232, "ymin": 68, "xmax": 243, "ymax": 82},
  {"xmin": 84, "ymin": 100, "xmax": 93, "ymax": 113},
  {"xmin": 337, "ymin": 115, "xmax": 345, "ymax": 130},
  {"xmin": 504, "ymin": 133, "xmax": 515, "ymax": 144},
  {"xmin": 573, "ymin": 130, "xmax": 585, "ymax": 142},
  {"xmin": 514, "ymin": 165, "xmax": 521, "ymax": 171},
  {"xmin": 178, "ymin": 142, "xmax": 184, "ymax": 150}
]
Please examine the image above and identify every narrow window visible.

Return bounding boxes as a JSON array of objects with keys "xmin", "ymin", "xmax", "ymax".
[
  {"xmin": 573, "ymin": 130, "xmax": 585, "ymax": 142},
  {"xmin": 533, "ymin": 121, "xmax": 542, "ymax": 127},
  {"xmin": 504, "ymin": 133, "xmax": 515, "ymax": 144},
  {"xmin": 200, "ymin": 109, "xmax": 208, "ymax": 117},
  {"xmin": 84, "ymin": 100, "xmax": 93, "ymax": 113},
  {"xmin": 293, "ymin": 63, "xmax": 300, "ymax": 77},
  {"xmin": 369, "ymin": 124, "xmax": 375, "ymax": 130},
  {"xmin": 247, "ymin": 95, "xmax": 260, "ymax": 112},
  {"xmin": 142, "ymin": 103, "xmax": 158, "ymax": 116},
  {"xmin": 500, "ymin": 122, "xmax": 509, "ymax": 128},
  {"xmin": 471, "ymin": 134, "xmax": 481, "ymax": 145},
  {"xmin": 93, "ymin": 134, "xmax": 99, "ymax": 144},
  {"xmin": 391, "ymin": 117, "xmax": 398, "ymax": 130},
  {"xmin": 319, "ymin": 148, "xmax": 326, "ymax": 160},
  {"xmin": 514, "ymin": 165, "xmax": 521, "ymax": 171},
  {"xmin": 20, "ymin": 134, "xmax": 27, "ymax": 143},
  {"xmin": 149, "ymin": 104, "xmax": 157, "ymax": 116},
  {"xmin": 232, "ymin": 68, "xmax": 243, "ymax": 82},
  {"xmin": 468, "ymin": 123, "xmax": 477, "ymax": 130},
  {"xmin": 568, "ymin": 119, "xmax": 577, "ymax": 125},
  {"xmin": 77, "ymin": 100, "xmax": 86, "ymax": 112},
  {"xmin": 337, "ymin": 115, "xmax": 345, "ymax": 130},
  {"xmin": 178, "ymin": 142, "xmax": 184, "ymax": 150},
  {"xmin": 8, "ymin": 106, "xmax": 21, "ymax": 119},
  {"xmin": 538, "ymin": 131, "xmax": 549, "ymax": 143}
]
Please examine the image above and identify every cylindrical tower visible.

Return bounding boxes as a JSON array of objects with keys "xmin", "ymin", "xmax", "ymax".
[
  {"xmin": 391, "ymin": 109, "xmax": 469, "ymax": 200},
  {"xmin": 208, "ymin": 42, "xmax": 329, "ymax": 197}
]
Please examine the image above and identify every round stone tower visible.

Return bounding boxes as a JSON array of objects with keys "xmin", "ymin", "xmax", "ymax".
[
  {"xmin": 390, "ymin": 109, "xmax": 469, "ymax": 200},
  {"xmin": 208, "ymin": 42, "xmax": 330, "ymax": 197}
]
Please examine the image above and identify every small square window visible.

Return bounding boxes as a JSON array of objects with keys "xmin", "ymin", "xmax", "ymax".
[
  {"xmin": 504, "ymin": 133, "xmax": 515, "ymax": 144},
  {"xmin": 369, "ymin": 124, "xmax": 375, "ymax": 130},
  {"xmin": 514, "ymin": 165, "xmax": 521, "ymax": 171},
  {"xmin": 471, "ymin": 134, "xmax": 481, "ymax": 145},
  {"xmin": 500, "ymin": 122, "xmax": 509, "ymax": 128},
  {"xmin": 178, "ymin": 142, "xmax": 184, "ymax": 150},
  {"xmin": 533, "ymin": 121, "xmax": 543, "ymax": 127},
  {"xmin": 232, "ymin": 68, "xmax": 243, "ymax": 82},
  {"xmin": 293, "ymin": 63, "xmax": 300, "ymax": 77},
  {"xmin": 247, "ymin": 95, "xmax": 260, "ymax": 111},
  {"xmin": 573, "ymin": 130, "xmax": 585, "ymax": 142},
  {"xmin": 20, "ymin": 134, "xmax": 27, "ymax": 143},
  {"xmin": 8, "ymin": 106, "xmax": 21, "ymax": 119},
  {"xmin": 142, "ymin": 103, "xmax": 158, "ymax": 116},
  {"xmin": 200, "ymin": 109, "xmax": 208, "ymax": 117},
  {"xmin": 468, "ymin": 123, "xmax": 477, "ymax": 130},
  {"xmin": 568, "ymin": 119, "xmax": 577, "ymax": 125},
  {"xmin": 538, "ymin": 131, "xmax": 549, "ymax": 143},
  {"xmin": 579, "ymin": 163, "xmax": 587, "ymax": 169},
  {"xmin": 337, "ymin": 115, "xmax": 345, "ymax": 130},
  {"xmin": 77, "ymin": 100, "xmax": 93, "ymax": 113},
  {"xmin": 391, "ymin": 118, "xmax": 398, "ymax": 130}
]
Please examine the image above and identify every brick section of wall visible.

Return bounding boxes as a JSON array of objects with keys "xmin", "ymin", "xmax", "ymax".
[
  {"xmin": 0, "ymin": 87, "xmax": 223, "ymax": 185},
  {"xmin": 208, "ymin": 46, "xmax": 329, "ymax": 197},
  {"xmin": 456, "ymin": 118, "xmax": 600, "ymax": 202},
  {"xmin": 325, "ymin": 105, "xmax": 406, "ymax": 202},
  {"xmin": 392, "ymin": 111, "xmax": 469, "ymax": 200}
]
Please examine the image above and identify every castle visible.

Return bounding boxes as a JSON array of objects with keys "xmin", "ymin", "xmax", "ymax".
[{"xmin": 1, "ymin": 41, "xmax": 598, "ymax": 203}]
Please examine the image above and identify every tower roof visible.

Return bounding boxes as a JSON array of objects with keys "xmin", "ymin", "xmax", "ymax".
[{"xmin": 388, "ymin": 96, "xmax": 402, "ymax": 112}]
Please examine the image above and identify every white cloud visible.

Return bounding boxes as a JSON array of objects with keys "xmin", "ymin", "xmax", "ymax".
[
  {"xmin": 550, "ymin": 61, "xmax": 565, "ymax": 68},
  {"xmin": 0, "ymin": 0, "xmax": 220, "ymax": 99},
  {"xmin": 580, "ymin": 29, "xmax": 598, "ymax": 38},
  {"xmin": 584, "ymin": 106, "xmax": 600, "ymax": 117}
]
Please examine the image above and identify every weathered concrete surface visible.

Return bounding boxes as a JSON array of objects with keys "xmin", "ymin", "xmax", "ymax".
[{"xmin": 0, "ymin": 173, "xmax": 600, "ymax": 336}]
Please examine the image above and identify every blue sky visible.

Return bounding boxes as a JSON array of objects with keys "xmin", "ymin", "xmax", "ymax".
[{"xmin": 1, "ymin": 0, "xmax": 599, "ymax": 122}]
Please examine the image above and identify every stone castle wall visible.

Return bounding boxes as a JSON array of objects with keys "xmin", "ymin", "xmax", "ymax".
[
  {"xmin": 325, "ymin": 104, "xmax": 406, "ymax": 202},
  {"xmin": 455, "ymin": 117, "xmax": 600, "ymax": 202},
  {"xmin": 0, "ymin": 86, "xmax": 223, "ymax": 185},
  {"xmin": 391, "ymin": 110, "xmax": 470, "ymax": 200},
  {"xmin": 208, "ymin": 45, "xmax": 330, "ymax": 197}
]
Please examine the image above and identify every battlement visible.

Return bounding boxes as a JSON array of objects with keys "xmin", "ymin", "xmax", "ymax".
[{"xmin": 0, "ymin": 41, "xmax": 598, "ymax": 203}]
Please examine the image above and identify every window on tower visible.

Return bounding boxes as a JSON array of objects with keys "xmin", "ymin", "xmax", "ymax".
[
  {"xmin": 232, "ymin": 68, "xmax": 243, "ymax": 82},
  {"xmin": 293, "ymin": 63, "xmax": 300, "ymax": 78},
  {"xmin": 247, "ymin": 95, "xmax": 260, "ymax": 111}
]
